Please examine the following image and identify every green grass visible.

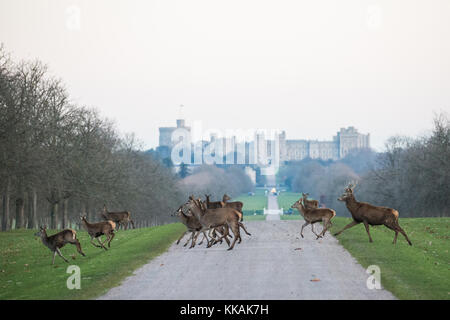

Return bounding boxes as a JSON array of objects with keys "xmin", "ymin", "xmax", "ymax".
[
  {"xmin": 235, "ymin": 189, "xmax": 268, "ymax": 213},
  {"xmin": 330, "ymin": 217, "xmax": 450, "ymax": 300},
  {"xmin": 0, "ymin": 223, "xmax": 185, "ymax": 300},
  {"xmin": 277, "ymin": 191, "xmax": 303, "ymax": 212}
]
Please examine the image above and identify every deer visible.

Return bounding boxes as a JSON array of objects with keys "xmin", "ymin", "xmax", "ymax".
[
  {"xmin": 80, "ymin": 215, "xmax": 116, "ymax": 250},
  {"xmin": 171, "ymin": 205, "xmax": 211, "ymax": 248},
  {"xmin": 205, "ymin": 194, "xmax": 248, "ymax": 231},
  {"xmin": 204, "ymin": 195, "xmax": 251, "ymax": 240},
  {"xmin": 301, "ymin": 193, "xmax": 319, "ymax": 209},
  {"xmin": 183, "ymin": 196, "xmax": 242, "ymax": 250},
  {"xmin": 222, "ymin": 194, "xmax": 244, "ymax": 221},
  {"xmin": 205, "ymin": 194, "xmax": 224, "ymax": 209},
  {"xmin": 334, "ymin": 183, "xmax": 412, "ymax": 245},
  {"xmin": 291, "ymin": 199, "xmax": 336, "ymax": 239},
  {"xmin": 101, "ymin": 205, "xmax": 135, "ymax": 230},
  {"xmin": 34, "ymin": 226, "xmax": 86, "ymax": 265}
]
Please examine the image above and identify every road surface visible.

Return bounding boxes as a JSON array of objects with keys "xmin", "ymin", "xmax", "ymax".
[
  {"xmin": 99, "ymin": 220, "xmax": 395, "ymax": 300},
  {"xmin": 266, "ymin": 193, "xmax": 281, "ymax": 220}
]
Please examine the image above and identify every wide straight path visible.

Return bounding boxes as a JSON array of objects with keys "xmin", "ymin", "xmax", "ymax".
[{"xmin": 99, "ymin": 220, "xmax": 395, "ymax": 300}]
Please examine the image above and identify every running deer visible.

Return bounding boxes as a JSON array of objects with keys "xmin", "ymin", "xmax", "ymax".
[
  {"xmin": 203, "ymin": 195, "xmax": 250, "ymax": 241},
  {"xmin": 301, "ymin": 193, "xmax": 319, "ymax": 209},
  {"xmin": 291, "ymin": 199, "xmax": 336, "ymax": 239},
  {"xmin": 205, "ymin": 194, "xmax": 244, "ymax": 222},
  {"xmin": 80, "ymin": 215, "xmax": 116, "ymax": 250},
  {"xmin": 222, "ymin": 194, "xmax": 244, "ymax": 221},
  {"xmin": 172, "ymin": 206, "xmax": 210, "ymax": 248},
  {"xmin": 101, "ymin": 205, "xmax": 135, "ymax": 230},
  {"xmin": 334, "ymin": 183, "xmax": 412, "ymax": 245},
  {"xmin": 34, "ymin": 226, "xmax": 85, "ymax": 265},
  {"xmin": 184, "ymin": 196, "xmax": 242, "ymax": 250}
]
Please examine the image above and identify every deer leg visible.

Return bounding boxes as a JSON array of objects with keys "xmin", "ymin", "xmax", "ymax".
[
  {"xmin": 56, "ymin": 248, "xmax": 69, "ymax": 263},
  {"xmin": 176, "ymin": 231, "xmax": 187, "ymax": 245},
  {"xmin": 310, "ymin": 223, "xmax": 321, "ymax": 238},
  {"xmin": 183, "ymin": 232, "xmax": 193, "ymax": 247},
  {"xmin": 399, "ymin": 229, "xmax": 412, "ymax": 246},
  {"xmin": 130, "ymin": 219, "xmax": 135, "ymax": 229},
  {"xmin": 190, "ymin": 231, "xmax": 200, "ymax": 248},
  {"xmin": 395, "ymin": 225, "xmax": 412, "ymax": 246},
  {"xmin": 227, "ymin": 222, "xmax": 240, "ymax": 251},
  {"xmin": 90, "ymin": 236, "xmax": 103, "ymax": 248},
  {"xmin": 73, "ymin": 239, "xmax": 86, "ymax": 256},
  {"xmin": 107, "ymin": 232, "xmax": 115, "ymax": 248},
  {"xmin": 393, "ymin": 231, "xmax": 398, "ymax": 244},
  {"xmin": 212, "ymin": 227, "xmax": 229, "ymax": 247},
  {"xmin": 333, "ymin": 220, "xmax": 360, "ymax": 237},
  {"xmin": 97, "ymin": 237, "xmax": 108, "ymax": 250},
  {"xmin": 52, "ymin": 251, "xmax": 57, "ymax": 265},
  {"xmin": 238, "ymin": 222, "xmax": 251, "ymax": 236},
  {"xmin": 198, "ymin": 231, "xmax": 207, "ymax": 245},
  {"xmin": 300, "ymin": 221, "xmax": 310, "ymax": 238},
  {"xmin": 317, "ymin": 219, "xmax": 330, "ymax": 239},
  {"xmin": 363, "ymin": 221, "xmax": 373, "ymax": 243}
]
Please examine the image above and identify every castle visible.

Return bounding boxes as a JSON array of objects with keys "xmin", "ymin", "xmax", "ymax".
[{"xmin": 157, "ymin": 119, "xmax": 370, "ymax": 164}]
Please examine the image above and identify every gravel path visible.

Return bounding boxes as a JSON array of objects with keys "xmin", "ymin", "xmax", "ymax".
[{"xmin": 99, "ymin": 220, "xmax": 396, "ymax": 300}]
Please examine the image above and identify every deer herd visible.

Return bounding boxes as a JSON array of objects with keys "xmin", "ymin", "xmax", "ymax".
[{"xmin": 35, "ymin": 183, "xmax": 412, "ymax": 265}]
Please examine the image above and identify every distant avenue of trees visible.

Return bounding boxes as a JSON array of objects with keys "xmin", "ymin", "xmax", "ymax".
[
  {"xmin": 278, "ymin": 114, "xmax": 450, "ymax": 217},
  {"xmin": 0, "ymin": 45, "xmax": 183, "ymax": 231}
]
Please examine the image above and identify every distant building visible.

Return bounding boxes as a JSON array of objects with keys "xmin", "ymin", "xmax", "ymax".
[
  {"xmin": 157, "ymin": 119, "xmax": 370, "ymax": 164},
  {"xmin": 278, "ymin": 126, "xmax": 370, "ymax": 162}
]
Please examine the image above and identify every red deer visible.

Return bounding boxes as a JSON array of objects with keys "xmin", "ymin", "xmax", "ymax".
[
  {"xmin": 80, "ymin": 216, "xmax": 116, "ymax": 250},
  {"xmin": 203, "ymin": 195, "xmax": 250, "ymax": 241},
  {"xmin": 172, "ymin": 206, "xmax": 211, "ymax": 248},
  {"xmin": 183, "ymin": 196, "xmax": 242, "ymax": 250},
  {"xmin": 34, "ymin": 226, "xmax": 85, "ymax": 265},
  {"xmin": 101, "ymin": 205, "xmax": 135, "ymax": 230},
  {"xmin": 291, "ymin": 199, "xmax": 336, "ymax": 239},
  {"xmin": 301, "ymin": 193, "xmax": 319, "ymax": 209},
  {"xmin": 222, "ymin": 194, "xmax": 244, "ymax": 221},
  {"xmin": 334, "ymin": 183, "xmax": 412, "ymax": 245}
]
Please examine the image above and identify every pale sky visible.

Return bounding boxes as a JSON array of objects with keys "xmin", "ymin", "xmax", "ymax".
[{"xmin": 1, "ymin": 0, "xmax": 449, "ymax": 151}]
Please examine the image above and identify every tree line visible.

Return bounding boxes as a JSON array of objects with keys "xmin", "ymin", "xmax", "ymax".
[
  {"xmin": 0, "ymin": 45, "xmax": 183, "ymax": 231},
  {"xmin": 278, "ymin": 113, "xmax": 450, "ymax": 217}
]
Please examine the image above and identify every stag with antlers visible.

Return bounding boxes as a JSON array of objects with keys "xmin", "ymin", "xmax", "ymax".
[{"xmin": 334, "ymin": 183, "xmax": 412, "ymax": 245}]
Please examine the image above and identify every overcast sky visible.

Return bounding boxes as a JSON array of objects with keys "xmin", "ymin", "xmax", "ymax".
[{"xmin": 1, "ymin": 0, "xmax": 449, "ymax": 151}]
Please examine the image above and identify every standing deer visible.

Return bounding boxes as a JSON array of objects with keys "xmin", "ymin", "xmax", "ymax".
[
  {"xmin": 34, "ymin": 226, "xmax": 85, "ymax": 265},
  {"xmin": 334, "ymin": 183, "xmax": 412, "ymax": 245},
  {"xmin": 101, "ymin": 205, "xmax": 135, "ymax": 230},
  {"xmin": 291, "ymin": 199, "xmax": 336, "ymax": 239},
  {"xmin": 80, "ymin": 215, "xmax": 116, "ymax": 250}
]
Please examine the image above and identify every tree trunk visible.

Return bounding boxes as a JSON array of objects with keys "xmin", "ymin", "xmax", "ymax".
[
  {"xmin": 2, "ymin": 178, "xmax": 11, "ymax": 231},
  {"xmin": 50, "ymin": 202, "xmax": 59, "ymax": 229},
  {"xmin": 15, "ymin": 197, "xmax": 25, "ymax": 229},
  {"xmin": 27, "ymin": 189, "xmax": 37, "ymax": 229},
  {"xmin": 62, "ymin": 199, "xmax": 68, "ymax": 229}
]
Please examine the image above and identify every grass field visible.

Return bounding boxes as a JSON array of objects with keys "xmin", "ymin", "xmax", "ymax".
[
  {"xmin": 277, "ymin": 191, "xmax": 303, "ymax": 212},
  {"xmin": 0, "ymin": 223, "xmax": 185, "ymax": 300},
  {"xmin": 330, "ymin": 217, "xmax": 450, "ymax": 300},
  {"xmin": 235, "ymin": 188, "xmax": 268, "ymax": 215}
]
